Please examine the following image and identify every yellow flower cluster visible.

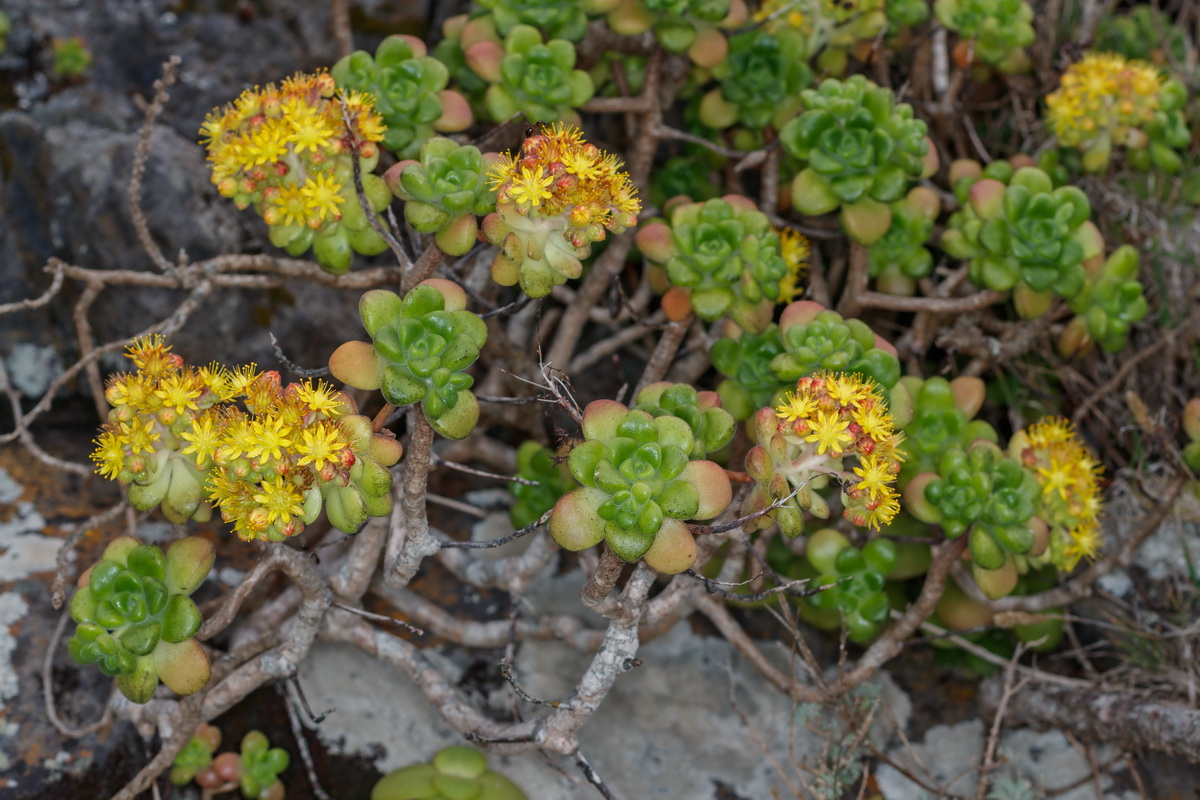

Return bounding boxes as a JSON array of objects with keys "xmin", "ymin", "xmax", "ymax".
[
  {"xmin": 1045, "ymin": 52, "xmax": 1163, "ymax": 147},
  {"xmin": 91, "ymin": 336, "xmax": 357, "ymax": 542},
  {"xmin": 487, "ymin": 123, "xmax": 641, "ymax": 247},
  {"xmin": 777, "ymin": 227, "xmax": 810, "ymax": 304},
  {"xmin": 775, "ymin": 372, "xmax": 904, "ymax": 529},
  {"xmin": 1015, "ymin": 416, "xmax": 1104, "ymax": 570},
  {"xmin": 200, "ymin": 71, "xmax": 385, "ymax": 230}
]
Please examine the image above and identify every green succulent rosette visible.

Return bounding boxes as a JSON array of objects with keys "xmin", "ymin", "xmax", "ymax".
[
  {"xmin": 385, "ymin": 137, "xmax": 497, "ymax": 256},
  {"xmin": 886, "ymin": 0, "xmax": 931, "ymax": 28},
  {"xmin": 328, "ymin": 281, "xmax": 486, "ymax": 440},
  {"xmin": 550, "ymin": 400, "xmax": 732, "ymax": 573},
  {"xmin": 933, "ymin": 0, "xmax": 1035, "ymax": 72},
  {"xmin": 509, "ymin": 441, "xmax": 578, "ymax": 529},
  {"xmin": 1096, "ymin": 6, "xmax": 1189, "ymax": 65},
  {"xmin": 170, "ymin": 724, "xmax": 221, "ymax": 786},
  {"xmin": 803, "ymin": 529, "xmax": 897, "ymax": 643},
  {"xmin": 238, "ymin": 731, "xmax": 290, "ymax": 800},
  {"xmin": 604, "ymin": 0, "xmax": 739, "ymax": 66},
  {"xmin": 907, "ymin": 441, "xmax": 1039, "ymax": 571},
  {"xmin": 779, "ymin": 75, "xmax": 937, "ymax": 245},
  {"xmin": 702, "ymin": 29, "xmax": 811, "ymax": 130},
  {"xmin": 894, "ymin": 375, "xmax": 995, "ymax": 482},
  {"xmin": 636, "ymin": 195, "xmax": 789, "ymax": 333},
  {"xmin": 433, "ymin": 15, "xmax": 492, "ymax": 106},
  {"xmin": 373, "ymin": 746, "xmax": 527, "ymax": 800},
  {"xmin": 867, "ymin": 186, "xmax": 941, "ymax": 296},
  {"xmin": 68, "ymin": 536, "xmax": 215, "ymax": 703},
  {"xmin": 709, "ymin": 323, "xmax": 790, "ymax": 422},
  {"xmin": 633, "ymin": 382, "xmax": 736, "ymax": 459},
  {"xmin": 478, "ymin": 0, "xmax": 590, "ymax": 41},
  {"xmin": 1060, "ymin": 244, "xmax": 1148, "ymax": 356},
  {"xmin": 770, "ymin": 301, "xmax": 901, "ymax": 391},
  {"xmin": 940, "ymin": 166, "xmax": 1103, "ymax": 317},
  {"xmin": 332, "ymin": 35, "xmax": 471, "ymax": 159},
  {"xmin": 1124, "ymin": 78, "xmax": 1191, "ymax": 176},
  {"xmin": 472, "ymin": 24, "xmax": 595, "ymax": 122}
]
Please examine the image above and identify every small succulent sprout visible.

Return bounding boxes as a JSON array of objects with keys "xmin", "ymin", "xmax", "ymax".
[
  {"xmin": 804, "ymin": 529, "xmax": 897, "ymax": 643},
  {"xmin": 201, "ymin": 72, "xmax": 392, "ymax": 275},
  {"xmin": 509, "ymin": 441, "xmax": 578, "ymax": 529},
  {"xmin": 237, "ymin": 731, "xmax": 290, "ymax": 800},
  {"xmin": 471, "ymin": 24, "xmax": 594, "ymax": 122},
  {"xmin": 51, "ymin": 35, "xmax": 93, "ymax": 79},
  {"xmin": 477, "ymin": 0, "xmax": 591, "ymax": 41},
  {"xmin": 702, "ymin": 29, "xmax": 811, "ymax": 130},
  {"xmin": 742, "ymin": 372, "xmax": 905, "ymax": 537},
  {"xmin": 910, "ymin": 441, "xmax": 1039, "ymax": 577},
  {"xmin": 1045, "ymin": 53, "xmax": 1190, "ymax": 175},
  {"xmin": 940, "ymin": 166, "xmax": 1100, "ymax": 315},
  {"xmin": 171, "ymin": 723, "xmax": 222, "ymax": 786},
  {"xmin": 1060, "ymin": 245, "xmax": 1148, "ymax": 356},
  {"xmin": 385, "ymin": 137, "xmax": 499, "ymax": 255},
  {"xmin": 867, "ymin": 186, "xmax": 941, "ymax": 296},
  {"xmin": 634, "ymin": 382, "xmax": 736, "ymax": 459},
  {"xmin": 483, "ymin": 123, "xmax": 640, "ymax": 297},
  {"xmin": 333, "ymin": 35, "xmax": 471, "ymax": 159},
  {"xmin": 779, "ymin": 75, "xmax": 937, "ymax": 245},
  {"xmin": 894, "ymin": 375, "xmax": 996, "ymax": 481},
  {"xmin": 68, "ymin": 536, "xmax": 214, "ymax": 703},
  {"xmin": 771, "ymin": 301, "xmax": 901, "ymax": 391},
  {"xmin": 934, "ymin": 0, "xmax": 1035, "ymax": 73},
  {"xmin": 709, "ymin": 322, "xmax": 792, "ymax": 421},
  {"xmin": 373, "ymin": 745, "xmax": 528, "ymax": 800},
  {"xmin": 330, "ymin": 282, "xmax": 487, "ymax": 440},
  {"xmin": 637, "ymin": 195, "xmax": 789, "ymax": 333},
  {"xmin": 1008, "ymin": 417, "xmax": 1104, "ymax": 572},
  {"xmin": 550, "ymin": 400, "xmax": 733, "ymax": 573}
]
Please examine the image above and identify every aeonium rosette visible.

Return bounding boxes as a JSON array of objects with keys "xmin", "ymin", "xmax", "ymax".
[
  {"xmin": 483, "ymin": 123, "xmax": 641, "ymax": 297},
  {"xmin": 742, "ymin": 371, "xmax": 905, "ymax": 538},
  {"xmin": 550, "ymin": 400, "xmax": 732, "ymax": 574}
]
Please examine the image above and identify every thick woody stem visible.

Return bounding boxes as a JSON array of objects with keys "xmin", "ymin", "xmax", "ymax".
[
  {"xmin": 384, "ymin": 407, "xmax": 440, "ymax": 587},
  {"xmin": 580, "ymin": 546, "xmax": 627, "ymax": 609},
  {"xmin": 402, "ymin": 243, "xmax": 446, "ymax": 293},
  {"xmin": 633, "ymin": 312, "xmax": 692, "ymax": 396},
  {"xmin": 837, "ymin": 240, "xmax": 871, "ymax": 319}
]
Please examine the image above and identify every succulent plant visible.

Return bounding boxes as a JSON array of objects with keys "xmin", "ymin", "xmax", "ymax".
[
  {"xmin": 867, "ymin": 186, "xmax": 941, "ymax": 296},
  {"xmin": 701, "ymin": 29, "xmax": 812, "ymax": 130},
  {"xmin": 68, "ymin": 536, "xmax": 214, "ymax": 703},
  {"xmin": 483, "ymin": 124, "xmax": 640, "ymax": 298},
  {"xmin": 770, "ymin": 301, "xmax": 902, "ymax": 391},
  {"xmin": 1182, "ymin": 399, "xmax": 1200, "ymax": 474},
  {"xmin": 1045, "ymin": 52, "xmax": 1190, "ymax": 175},
  {"xmin": 893, "ymin": 375, "xmax": 995, "ymax": 482},
  {"xmin": 753, "ymin": 0, "xmax": 889, "ymax": 77},
  {"xmin": 803, "ymin": 529, "xmax": 897, "ymax": 643},
  {"xmin": 710, "ymin": 323, "xmax": 791, "ymax": 421},
  {"xmin": 907, "ymin": 441, "xmax": 1039, "ymax": 581},
  {"xmin": 604, "ymin": 0, "xmax": 744, "ymax": 67},
  {"xmin": 385, "ymin": 137, "xmax": 498, "ymax": 256},
  {"xmin": 742, "ymin": 372, "xmax": 906, "ymax": 537},
  {"xmin": 201, "ymin": 72, "xmax": 392, "ymax": 275},
  {"xmin": 432, "ymin": 15, "xmax": 492, "ymax": 106},
  {"xmin": 1008, "ymin": 417, "xmax": 1104, "ymax": 572},
  {"xmin": 477, "ymin": 0, "xmax": 591, "ymax": 41},
  {"xmin": 1059, "ymin": 245, "xmax": 1148, "ymax": 356},
  {"xmin": 333, "ymin": 35, "xmax": 472, "ymax": 159},
  {"xmin": 509, "ymin": 441, "xmax": 578, "ymax": 529},
  {"xmin": 373, "ymin": 746, "xmax": 527, "ymax": 800},
  {"xmin": 1096, "ymin": 6, "xmax": 1189, "ymax": 66},
  {"xmin": 550, "ymin": 400, "xmax": 733, "ymax": 573},
  {"xmin": 238, "ymin": 731, "xmax": 290, "ymax": 800},
  {"xmin": 637, "ymin": 195, "xmax": 789, "ymax": 332},
  {"xmin": 465, "ymin": 24, "xmax": 595, "ymax": 122},
  {"xmin": 940, "ymin": 166, "xmax": 1102, "ymax": 317},
  {"xmin": 934, "ymin": 0, "xmax": 1035, "ymax": 73},
  {"xmin": 779, "ymin": 76, "xmax": 937, "ymax": 245},
  {"xmin": 170, "ymin": 723, "xmax": 222, "ymax": 786},
  {"xmin": 329, "ymin": 281, "xmax": 487, "ymax": 440},
  {"xmin": 633, "ymin": 382, "xmax": 736, "ymax": 459}
]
